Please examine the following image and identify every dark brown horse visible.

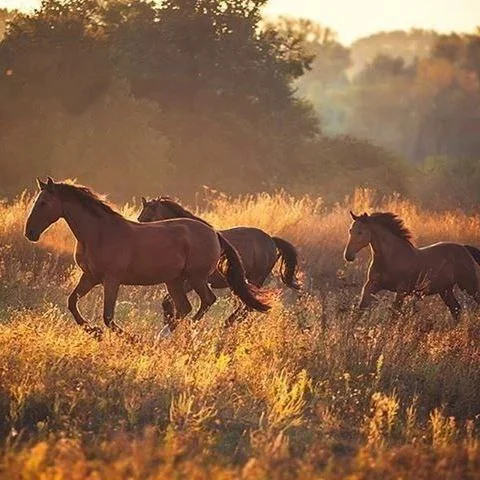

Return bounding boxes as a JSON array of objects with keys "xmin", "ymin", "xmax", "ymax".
[
  {"xmin": 344, "ymin": 211, "xmax": 480, "ymax": 321},
  {"xmin": 24, "ymin": 178, "xmax": 270, "ymax": 337},
  {"xmin": 138, "ymin": 196, "xmax": 300, "ymax": 324}
]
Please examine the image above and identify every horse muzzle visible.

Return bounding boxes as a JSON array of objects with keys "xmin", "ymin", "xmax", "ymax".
[{"xmin": 25, "ymin": 227, "xmax": 40, "ymax": 242}]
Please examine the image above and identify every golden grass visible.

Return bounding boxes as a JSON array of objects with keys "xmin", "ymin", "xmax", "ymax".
[{"xmin": 1, "ymin": 189, "xmax": 480, "ymax": 479}]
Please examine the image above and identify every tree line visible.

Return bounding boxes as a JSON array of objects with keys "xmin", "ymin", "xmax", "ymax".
[
  {"xmin": 0, "ymin": 1, "xmax": 477, "ymax": 208},
  {"xmin": 294, "ymin": 22, "xmax": 480, "ymax": 207}
]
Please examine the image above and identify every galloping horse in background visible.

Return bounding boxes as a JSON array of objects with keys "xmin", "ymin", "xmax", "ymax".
[
  {"xmin": 25, "ymin": 178, "xmax": 270, "ymax": 337},
  {"xmin": 344, "ymin": 211, "xmax": 480, "ymax": 322},
  {"xmin": 138, "ymin": 196, "xmax": 300, "ymax": 324}
]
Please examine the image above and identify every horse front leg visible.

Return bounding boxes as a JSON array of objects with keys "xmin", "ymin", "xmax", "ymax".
[
  {"xmin": 166, "ymin": 278, "xmax": 193, "ymax": 321},
  {"xmin": 358, "ymin": 280, "xmax": 381, "ymax": 310},
  {"xmin": 68, "ymin": 273, "xmax": 101, "ymax": 338},
  {"xmin": 391, "ymin": 292, "xmax": 407, "ymax": 316}
]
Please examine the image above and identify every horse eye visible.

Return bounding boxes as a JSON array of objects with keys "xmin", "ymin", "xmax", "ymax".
[{"xmin": 39, "ymin": 201, "xmax": 47, "ymax": 207}]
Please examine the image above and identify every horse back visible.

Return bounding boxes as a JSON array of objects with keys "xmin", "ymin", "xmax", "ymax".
[
  {"xmin": 418, "ymin": 242, "xmax": 480, "ymax": 293},
  {"xmin": 369, "ymin": 242, "xmax": 475, "ymax": 294},
  {"xmin": 131, "ymin": 218, "xmax": 219, "ymax": 254}
]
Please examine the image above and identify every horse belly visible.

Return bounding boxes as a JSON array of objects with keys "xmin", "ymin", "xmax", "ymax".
[
  {"xmin": 412, "ymin": 266, "xmax": 455, "ymax": 295},
  {"xmin": 222, "ymin": 228, "xmax": 275, "ymax": 282},
  {"xmin": 121, "ymin": 247, "xmax": 185, "ymax": 285},
  {"xmin": 414, "ymin": 247, "xmax": 461, "ymax": 294},
  {"xmin": 378, "ymin": 268, "xmax": 427, "ymax": 295}
]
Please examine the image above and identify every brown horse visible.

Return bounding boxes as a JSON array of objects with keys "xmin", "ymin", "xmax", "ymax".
[
  {"xmin": 24, "ymin": 178, "xmax": 270, "ymax": 337},
  {"xmin": 344, "ymin": 211, "xmax": 480, "ymax": 321},
  {"xmin": 138, "ymin": 196, "xmax": 300, "ymax": 324}
]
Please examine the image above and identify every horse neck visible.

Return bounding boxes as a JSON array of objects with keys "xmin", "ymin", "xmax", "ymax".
[
  {"xmin": 62, "ymin": 199, "xmax": 121, "ymax": 245},
  {"xmin": 163, "ymin": 204, "xmax": 206, "ymax": 224},
  {"xmin": 161, "ymin": 207, "xmax": 180, "ymax": 220},
  {"xmin": 369, "ymin": 224, "xmax": 415, "ymax": 265}
]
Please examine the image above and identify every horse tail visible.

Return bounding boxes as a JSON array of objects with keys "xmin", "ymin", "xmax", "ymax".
[
  {"xmin": 465, "ymin": 245, "xmax": 480, "ymax": 266},
  {"xmin": 217, "ymin": 234, "xmax": 271, "ymax": 312},
  {"xmin": 272, "ymin": 236, "xmax": 301, "ymax": 290}
]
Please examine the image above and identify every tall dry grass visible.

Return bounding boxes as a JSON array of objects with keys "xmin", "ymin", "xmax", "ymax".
[{"xmin": 1, "ymin": 188, "xmax": 480, "ymax": 479}]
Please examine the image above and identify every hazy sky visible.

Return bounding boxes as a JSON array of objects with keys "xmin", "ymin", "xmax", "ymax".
[
  {"xmin": 1, "ymin": 0, "xmax": 479, "ymax": 45},
  {"xmin": 264, "ymin": 0, "xmax": 480, "ymax": 44}
]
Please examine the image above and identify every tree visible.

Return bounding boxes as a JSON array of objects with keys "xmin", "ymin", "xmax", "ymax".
[
  {"xmin": 0, "ymin": 0, "xmax": 320, "ymax": 197},
  {"xmin": 0, "ymin": 0, "xmax": 110, "ymax": 114},
  {"xmin": 355, "ymin": 54, "xmax": 413, "ymax": 84},
  {"xmin": 414, "ymin": 32, "xmax": 480, "ymax": 161},
  {"xmin": 269, "ymin": 16, "xmax": 350, "ymax": 87},
  {"xmin": 100, "ymin": 0, "xmax": 320, "ymax": 193},
  {"xmin": 0, "ymin": 8, "xmax": 16, "ymax": 40}
]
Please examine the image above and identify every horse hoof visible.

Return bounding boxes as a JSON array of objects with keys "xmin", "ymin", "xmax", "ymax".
[
  {"xmin": 84, "ymin": 325, "xmax": 103, "ymax": 340},
  {"xmin": 123, "ymin": 332, "xmax": 139, "ymax": 344},
  {"xmin": 156, "ymin": 325, "xmax": 173, "ymax": 341},
  {"xmin": 224, "ymin": 317, "xmax": 237, "ymax": 328}
]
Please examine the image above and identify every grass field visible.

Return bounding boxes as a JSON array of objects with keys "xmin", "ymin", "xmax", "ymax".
[{"xmin": 1, "ymin": 188, "xmax": 480, "ymax": 479}]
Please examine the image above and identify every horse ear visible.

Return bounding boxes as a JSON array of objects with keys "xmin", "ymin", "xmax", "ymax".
[
  {"xmin": 44, "ymin": 176, "xmax": 55, "ymax": 192},
  {"xmin": 362, "ymin": 212, "xmax": 369, "ymax": 218},
  {"xmin": 36, "ymin": 177, "xmax": 47, "ymax": 190},
  {"xmin": 350, "ymin": 210, "xmax": 359, "ymax": 220},
  {"xmin": 141, "ymin": 196, "xmax": 147, "ymax": 207}
]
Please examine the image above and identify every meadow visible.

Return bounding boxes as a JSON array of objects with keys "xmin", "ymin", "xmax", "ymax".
[{"xmin": 1, "ymin": 188, "xmax": 480, "ymax": 479}]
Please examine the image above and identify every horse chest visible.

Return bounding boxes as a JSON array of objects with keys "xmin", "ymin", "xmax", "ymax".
[{"xmin": 74, "ymin": 243, "xmax": 107, "ymax": 280}]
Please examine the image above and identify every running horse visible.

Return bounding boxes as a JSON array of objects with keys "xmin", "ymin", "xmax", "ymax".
[
  {"xmin": 344, "ymin": 211, "xmax": 480, "ymax": 321},
  {"xmin": 24, "ymin": 178, "xmax": 270, "ymax": 337},
  {"xmin": 138, "ymin": 196, "xmax": 300, "ymax": 324}
]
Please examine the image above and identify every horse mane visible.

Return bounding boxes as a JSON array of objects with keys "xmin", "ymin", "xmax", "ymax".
[
  {"xmin": 54, "ymin": 182, "xmax": 122, "ymax": 218},
  {"xmin": 366, "ymin": 212, "xmax": 413, "ymax": 243},
  {"xmin": 155, "ymin": 197, "xmax": 213, "ymax": 227}
]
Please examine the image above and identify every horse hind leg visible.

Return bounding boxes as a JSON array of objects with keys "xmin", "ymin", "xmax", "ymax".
[
  {"xmin": 190, "ymin": 278, "xmax": 217, "ymax": 322},
  {"xmin": 467, "ymin": 288, "xmax": 480, "ymax": 314},
  {"xmin": 161, "ymin": 294, "xmax": 177, "ymax": 331},
  {"xmin": 439, "ymin": 288, "xmax": 462, "ymax": 324},
  {"xmin": 455, "ymin": 254, "xmax": 480, "ymax": 299},
  {"xmin": 225, "ymin": 305, "xmax": 249, "ymax": 327},
  {"xmin": 225, "ymin": 272, "xmax": 267, "ymax": 327}
]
